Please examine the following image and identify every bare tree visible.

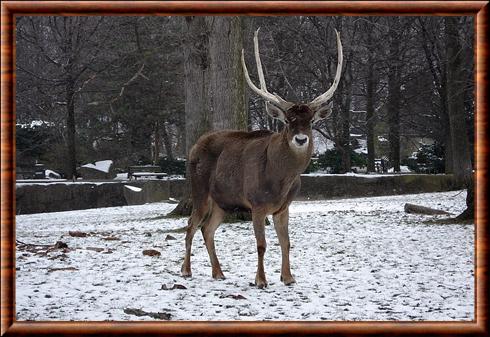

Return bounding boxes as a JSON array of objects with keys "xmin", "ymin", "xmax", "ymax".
[{"xmin": 17, "ymin": 17, "xmax": 110, "ymax": 178}]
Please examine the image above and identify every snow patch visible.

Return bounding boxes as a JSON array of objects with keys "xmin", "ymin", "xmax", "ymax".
[
  {"xmin": 81, "ymin": 160, "xmax": 113, "ymax": 173},
  {"xmin": 388, "ymin": 165, "xmax": 412, "ymax": 173},
  {"xmin": 124, "ymin": 185, "xmax": 142, "ymax": 192},
  {"xmin": 44, "ymin": 169, "xmax": 61, "ymax": 179}
]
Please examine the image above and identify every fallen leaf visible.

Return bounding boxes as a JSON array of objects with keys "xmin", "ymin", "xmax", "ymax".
[
  {"xmin": 47, "ymin": 267, "xmax": 78, "ymax": 273},
  {"xmin": 161, "ymin": 284, "xmax": 187, "ymax": 290},
  {"xmin": 69, "ymin": 231, "xmax": 88, "ymax": 237},
  {"xmin": 143, "ymin": 249, "xmax": 161, "ymax": 257},
  {"xmin": 86, "ymin": 247, "xmax": 104, "ymax": 252},
  {"xmin": 220, "ymin": 294, "xmax": 246, "ymax": 300},
  {"xmin": 103, "ymin": 236, "xmax": 120, "ymax": 241},
  {"xmin": 53, "ymin": 241, "xmax": 68, "ymax": 249}
]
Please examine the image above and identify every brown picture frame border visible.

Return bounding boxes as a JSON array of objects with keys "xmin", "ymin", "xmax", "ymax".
[{"xmin": 1, "ymin": 1, "xmax": 488, "ymax": 336}]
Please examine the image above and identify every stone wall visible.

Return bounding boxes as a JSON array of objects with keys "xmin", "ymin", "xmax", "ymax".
[
  {"xmin": 299, "ymin": 174, "xmax": 459, "ymax": 200},
  {"xmin": 16, "ymin": 175, "xmax": 460, "ymax": 215},
  {"xmin": 16, "ymin": 180, "xmax": 186, "ymax": 215}
]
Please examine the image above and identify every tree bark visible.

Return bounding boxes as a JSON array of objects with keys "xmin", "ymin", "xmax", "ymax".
[
  {"xmin": 207, "ymin": 17, "xmax": 247, "ymax": 130},
  {"xmin": 365, "ymin": 27, "xmax": 376, "ymax": 172},
  {"xmin": 170, "ymin": 17, "xmax": 247, "ymax": 219},
  {"xmin": 161, "ymin": 122, "xmax": 173, "ymax": 160},
  {"xmin": 169, "ymin": 16, "xmax": 210, "ymax": 217},
  {"xmin": 66, "ymin": 75, "xmax": 77, "ymax": 179},
  {"xmin": 336, "ymin": 59, "xmax": 352, "ymax": 174},
  {"xmin": 419, "ymin": 18, "xmax": 453, "ymax": 174},
  {"xmin": 445, "ymin": 17, "xmax": 473, "ymax": 220},
  {"xmin": 152, "ymin": 121, "xmax": 161, "ymax": 164},
  {"xmin": 387, "ymin": 20, "xmax": 401, "ymax": 172},
  {"xmin": 445, "ymin": 17, "xmax": 472, "ymax": 185}
]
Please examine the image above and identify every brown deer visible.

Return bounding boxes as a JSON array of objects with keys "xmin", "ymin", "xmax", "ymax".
[{"xmin": 181, "ymin": 29, "xmax": 343, "ymax": 288}]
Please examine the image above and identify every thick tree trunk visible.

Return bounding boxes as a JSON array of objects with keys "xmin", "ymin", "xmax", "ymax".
[
  {"xmin": 445, "ymin": 17, "xmax": 473, "ymax": 220},
  {"xmin": 170, "ymin": 17, "xmax": 247, "ymax": 221},
  {"xmin": 445, "ymin": 17, "xmax": 472, "ymax": 186},
  {"xmin": 456, "ymin": 176, "xmax": 474, "ymax": 220},
  {"xmin": 207, "ymin": 17, "xmax": 247, "ymax": 130},
  {"xmin": 207, "ymin": 17, "xmax": 250, "ymax": 222},
  {"xmin": 443, "ymin": 116, "xmax": 453, "ymax": 174},
  {"xmin": 169, "ymin": 16, "xmax": 211, "ymax": 217}
]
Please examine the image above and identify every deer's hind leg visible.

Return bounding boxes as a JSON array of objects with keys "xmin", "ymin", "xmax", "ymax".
[
  {"xmin": 181, "ymin": 198, "xmax": 209, "ymax": 278},
  {"xmin": 201, "ymin": 201, "xmax": 226, "ymax": 279}
]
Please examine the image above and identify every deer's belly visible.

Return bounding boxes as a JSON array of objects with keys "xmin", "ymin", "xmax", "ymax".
[{"xmin": 210, "ymin": 180, "xmax": 252, "ymax": 213}]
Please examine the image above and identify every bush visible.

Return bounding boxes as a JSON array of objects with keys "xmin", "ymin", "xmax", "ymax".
[
  {"xmin": 157, "ymin": 157, "xmax": 186, "ymax": 175},
  {"xmin": 304, "ymin": 157, "xmax": 320, "ymax": 173},
  {"xmin": 312, "ymin": 149, "xmax": 367, "ymax": 174},
  {"xmin": 403, "ymin": 143, "xmax": 445, "ymax": 174}
]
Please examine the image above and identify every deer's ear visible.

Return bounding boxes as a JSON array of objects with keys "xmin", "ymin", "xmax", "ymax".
[
  {"xmin": 313, "ymin": 101, "xmax": 333, "ymax": 123},
  {"xmin": 266, "ymin": 103, "xmax": 287, "ymax": 123}
]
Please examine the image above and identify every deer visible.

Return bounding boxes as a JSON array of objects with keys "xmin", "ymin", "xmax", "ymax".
[{"xmin": 181, "ymin": 29, "xmax": 343, "ymax": 288}]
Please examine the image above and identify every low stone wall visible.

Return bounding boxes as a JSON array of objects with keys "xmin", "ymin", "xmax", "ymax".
[
  {"xmin": 16, "ymin": 180, "xmax": 186, "ymax": 215},
  {"xmin": 299, "ymin": 174, "xmax": 459, "ymax": 200},
  {"xmin": 16, "ymin": 175, "xmax": 460, "ymax": 215}
]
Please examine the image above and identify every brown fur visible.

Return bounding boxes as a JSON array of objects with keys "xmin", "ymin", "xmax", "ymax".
[{"xmin": 181, "ymin": 104, "xmax": 317, "ymax": 288}]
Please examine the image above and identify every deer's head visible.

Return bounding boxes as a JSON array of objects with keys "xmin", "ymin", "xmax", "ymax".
[{"xmin": 242, "ymin": 29, "xmax": 343, "ymax": 151}]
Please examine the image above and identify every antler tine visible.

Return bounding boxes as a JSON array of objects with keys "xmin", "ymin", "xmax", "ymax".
[
  {"xmin": 254, "ymin": 28, "xmax": 268, "ymax": 92},
  {"xmin": 241, "ymin": 50, "xmax": 282, "ymax": 106},
  {"xmin": 309, "ymin": 29, "xmax": 343, "ymax": 108},
  {"xmin": 242, "ymin": 28, "xmax": 292, "ymax": 110}
]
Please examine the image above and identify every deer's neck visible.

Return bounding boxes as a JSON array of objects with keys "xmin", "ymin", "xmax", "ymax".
[{"xmin": 266, "ymin": 130, "xmax": 313, "ymax": 179}]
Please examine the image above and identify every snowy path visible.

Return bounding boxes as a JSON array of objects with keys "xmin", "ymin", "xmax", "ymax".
[{"xmin": 16, "ymin": 191, "xmax": 474, "ymax": 321}]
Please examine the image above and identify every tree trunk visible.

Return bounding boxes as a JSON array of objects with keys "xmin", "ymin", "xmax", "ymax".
[
  {"xmin": 387, "ymin": 21, "xmax": 401, "ymax": 172},
  {"xmin": 340, "ymin": 76, "xmax": 351, "ymax": 173},
  {"xmin": 161, "ymin": 122, "xmax": 173, "ymax": 160},
  {"xmin": 443, "ymin": 115, "xmax": 453, "ymax": 174},
  {"xmin": 170, "ymin": 17, "xmax": 247, "ymax": 220},
  {"xmin": 335, "ymin": 56, "xmax": 352, "ymax": 174},
  {"xmin": 169, "ymin": 16, "xmax": 211, "ymax": 217},
  {"xmin": 152, "ymin": 121, "xmax": 161, "ymax": 164},
  {"xmin": 207, "ymin": 17, "xmax": 247, "ymax": 130},
  {"xmin": 66, "ymin": 74, "xmax": 77, "ymax": 180},
  {"xmin": 366, "ymin": 29, "xmax": 376, "ymax": 172},
  {"xmin": 419, "ymin": 18, "xmax": 453, "ymax": 174},
  {"xmin": 445, "ymin": 17, "xmax": 473, "ymax": 220}
]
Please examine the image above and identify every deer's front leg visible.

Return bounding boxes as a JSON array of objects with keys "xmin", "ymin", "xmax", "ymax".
[
  {"xmin": 252, "ymin": 211, "xmax": 268, "ymax": 289},
  {"xmin": 273, "ymin": 208, "xmax": 295, "ymax": 285}
]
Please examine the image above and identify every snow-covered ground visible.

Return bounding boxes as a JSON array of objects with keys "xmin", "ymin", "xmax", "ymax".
[{"xmin": 16, "ymin": 191, "xmax": 474, "ymax": 321}]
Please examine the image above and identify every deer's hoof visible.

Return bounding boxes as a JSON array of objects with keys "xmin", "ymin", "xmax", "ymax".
[
  {"xmin": 181, "ymin": 266, "xmax": 192, "ymax": 278},
  {"xmin": 212, "ymin": 271, "xmax": 226, "ymax": 280},
  {"xmin": 281, "ymin": 275, "xmax": 296, "ymax": 286},
  {"xmin": 255, "ymin": 276, "xmax": 268, "ymax": 289}
]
